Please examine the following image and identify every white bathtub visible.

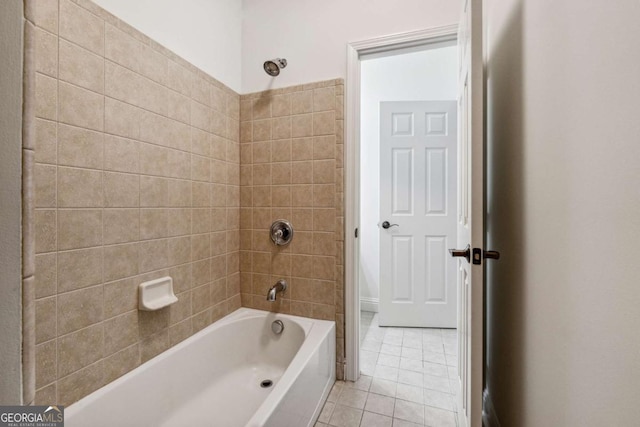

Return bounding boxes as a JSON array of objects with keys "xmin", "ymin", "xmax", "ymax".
[{"xmin": 66, "ymin": 308, "xmax": 336, "ymax": 427}]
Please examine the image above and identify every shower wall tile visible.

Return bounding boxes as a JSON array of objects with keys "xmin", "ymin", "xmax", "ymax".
[
  {"xmin": 56, "ymin": 247, "xmax": 103, "ymax": 293},
  {"xmin": 29, "ymin": 0, "xmax": 241, "ymax": 406},
  {"xmin": 35, "ymin": 73, "xmax": 57, "ymax": 120},
  {"xmin": 25, "ymin": 0, "xmax": 59, "ymax": 34},
  {"xmin": 59, "ymin": 39, "xmax": 104, "ymax": 93},
  {"xmin": 103, "ymin": 344, "xmax": 140, "ymax": 385},
  {"xmin": 58, "ymin": 81, "xmax": 104, "ymax": 131},
  {"xmin": 35, "ymin": 27, "xmax": 58, "ymax": 77},
  {"xmin": 35, "ymin": 119, "xmax": 57, "ymax": 164},
  {"xmin": 104, "ymin": 23, "xmax": 168, "ymax": 85},
  {"xmin": 58, "ymin": 124, "xmax": 104, "ymax": 169},
  {"xmin": 239, "ymin": 79, "xmax": 345, "ymax": 378},
  {"xmin": 59, "ymin": 0, "xmax": 104, "ymax": 55}
]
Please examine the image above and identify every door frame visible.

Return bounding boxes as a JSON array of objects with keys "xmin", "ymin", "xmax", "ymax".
[{"xmin": 344, "ymin": 24, "xmax": 459, "ymax": 381}]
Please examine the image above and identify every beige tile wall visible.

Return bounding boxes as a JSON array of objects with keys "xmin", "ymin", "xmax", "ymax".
[
  {"xmin": 28, "ymin": 0, "xmax": 242, "ymax": 406},
  {"xmin": 238, "ymin": 80, "xmax": 346, "ymax": 379}
]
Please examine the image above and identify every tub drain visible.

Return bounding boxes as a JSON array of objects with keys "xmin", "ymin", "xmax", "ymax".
[{"xmin": 260, "ymin": 379, "xmax": 273, "ymax": 388}]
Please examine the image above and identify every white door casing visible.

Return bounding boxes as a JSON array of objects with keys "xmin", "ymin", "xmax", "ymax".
[
  {"xmin": 379, "ymin": 101, "xmax": 458, "ymax": 328},
  {"xmin": 456, "ymin": 0, "xmax": 484, "ymax": 426}
]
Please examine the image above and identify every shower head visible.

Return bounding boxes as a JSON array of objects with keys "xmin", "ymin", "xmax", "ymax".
[{"xmin": 263, "ymin": 58, "xmax": 287, "ymax": 76}]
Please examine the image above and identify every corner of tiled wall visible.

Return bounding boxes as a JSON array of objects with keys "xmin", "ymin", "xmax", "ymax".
[
  {"xmin": 238, "ymin": 78, "xmax": 346, "ymax": 379},
  {"xmin": 335, "ymin": 79, "xmax": 345, "ymax": 380},
  {"xmin": 23, "ymin": 2, "xmax": 37, "ymax": 404}
]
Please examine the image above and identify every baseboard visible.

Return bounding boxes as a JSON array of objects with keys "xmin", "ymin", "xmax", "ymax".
[
  {"xmin": 360, "ymin": 297, "xmax": 379, "ymax": 313},
  {"xmin": 482, "ymin": 388, "xmax": 501, "ymax": 427}
]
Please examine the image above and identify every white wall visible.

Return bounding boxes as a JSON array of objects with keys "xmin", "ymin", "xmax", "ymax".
[
  {"xmin": 241, "ymin": 0, "xmax": 459, "ymax": 93},
  {"xmin": 0, "ymin": 0, "xmax": 24, "ymax": 404},
  {"xmin": 92, "ymin": 0, "xmax": 460, "ymax": 94},
  {"xmin": 92, "ymin": 0, "xmax": 242, "ymax": 92},
  {"xmin": 359, "ymin": 46, "xmax": 458, "ymax": 307},
  {"xmin": 485, "ymin": 0, "xmax": 640, "ymax": 425}
]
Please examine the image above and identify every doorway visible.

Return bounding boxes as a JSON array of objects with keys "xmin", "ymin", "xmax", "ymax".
[
  {"xmin": 359, "ymin": 42, "xmax": 459, "ymax": 325},
  {"xmin": 344, "ymin": 25, "xmax": 460, "ymax": 424}
]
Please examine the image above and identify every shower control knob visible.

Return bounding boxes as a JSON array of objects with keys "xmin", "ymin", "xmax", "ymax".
[
  {"xmin": 270, "ymin": 220, "xmax": 294, "ymax": 245},
  {"xmin": 382, "ymin": 221, "xmax": 399, "ymax": 229}
]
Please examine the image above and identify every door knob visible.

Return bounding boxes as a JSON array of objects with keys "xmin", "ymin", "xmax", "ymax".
[
  {"xmin": 484, "ymin": 250, "xmax": 500, "ymax": 260},
  {"xmin": 382, "ymin": 221, "xmax": 399, "ymax": 229},
  {"xmin": 449, "ymin": 244, "xmax": 471, "ymax": 263},
  {"xmin": 449, "ymin": 245, "xmax": 500, "ymax": 265}
]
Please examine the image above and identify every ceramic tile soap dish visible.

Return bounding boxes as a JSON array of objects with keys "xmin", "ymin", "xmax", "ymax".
[{"xmin": 138, "ymin": 276, "xmax": 178, "ymax": 311}]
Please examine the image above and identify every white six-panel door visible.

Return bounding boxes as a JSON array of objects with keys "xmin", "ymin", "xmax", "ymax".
[
  {"xmin": 456, "ymin": 0, "xmax": 484, "ymax": 425},
  {"xmin": 379, "ymin": 101, "xmax": 458, "ymax": 328}
]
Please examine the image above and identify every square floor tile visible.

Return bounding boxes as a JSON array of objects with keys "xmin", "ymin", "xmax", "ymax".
[
  {"xmin": 329, "ymin": 404, "xmax": 363, "ymax": 427},
  {"xmin": 447, "ymin": 366, "xmax": 457, "ymax": 379},
  {"xmin": 398, "ymin": 369, "xmax": 424, "ymax": 387},
  {"xmin": 443, "ymin": 340, "xmax": 456, "ymax": 355},
  {"xmin": 400, "ymin": 357, "xmax": 423, "ymax": 373},
  {"xmin": 423, "ymin": 361, "xmax": 448, "ymax": 378},
  {"xmin": 378, "ymin": 353, "xmax": 401, "ymax": 368},
  {"xmin": 340, "ymin": 388, "xmax": 369, "ymax": 409},
  {"xmin": 423, "ymin": 335, "xmax": 443, "ymax": 345},
  {"xmin": 396, "ymin": 383, "xmax": 423, "ymax": 404},
  {"xmin": 319, "ymin": 401, "xmax": 335, "ymax": 423},
  {"xmin": 328, "ymin": 381, "xmax": 345, "ymax": 402},
  {"xmin": 362, "ymin": 339, "xmax": 383, "ymax": 352},
  {"xmin": 423, "ymin": 350, "xmax": 446, "ymax": 365},
  {"xmin": 400, "ymin": 346, "xmax": 422, "ymax": 360},
  {"xmin": 448, "ymin": 379, "xmax": 458, "ymax": 395},
  {"xmin": 381, "ymin": 344, "xmax": 402, "ymax": 357},
  {"xmin": 424, "ymin": 406, "xmax": 456, "ymax": 427},
  {"xmin": 445, "ymin": 354, "xmax": 457, "ymax": 367},
  {"xmin": 441, "ymin": 328, "xmax": 458, "ymax": 340},
  {"xmin": 403, "ymin": 330, "xmax": 422, "ymax": 340},
  {"xmin": 393, "ymin": 399, "xmax": 424, "ymax": 425},
  {"xmin": 383, "ymin": 334, "xmax": 403, "ymax": 346},
  {"xmin": 360, "ymin": 411, "xmax": 393, "ymax": 427},
  {"xmin": 422, "ymin": 328, "xmax": 442, "ymax": 337},
  {"xmin": 364, "ymin": 393, "xmax": 395, "ymax": 417},
  {"xmin": 361, "ymin": 349, "xmax": 379, "ymax": 365},
  {"xmin": 374, "ymin": 365, "xmax": 399, "ymax": 382},
  {"xmin": 361, "ymin": 360, "xmax": 376, "ymax": 376},
  {"xmin": 423, "ymin": 341, "xmax": 445, "ymax": 353},
  {"xmin": 423, "ymin": 389, "xmax": 454, "ymax": 411},
  {"xmin": 423, "ymin": 374, "xmax": 451, "ymax": 394},
  {"xmin": 345, "ymin": 375, "xmax": 372, "ymax": 392},
  {"xmin": 392, "ymin": 419, "xmax": 422, "ymax": 427},
  {"xmin": 402, "ymin": 337, "xmax": 422, "ymax": 349},
  {"xmin": 370, "ymin": 378, "xmax": 397, "ymax": 397},
  {"xmin": 385, "ymin": 328, "xmax": 404, "ymax": 338}
]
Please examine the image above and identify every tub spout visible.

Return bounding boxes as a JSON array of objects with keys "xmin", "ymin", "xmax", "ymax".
[{"xmin": 267, "ymin": 279, "xmax": 287, "ymax": 301}]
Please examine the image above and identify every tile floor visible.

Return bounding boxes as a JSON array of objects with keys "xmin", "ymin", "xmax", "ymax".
[{"xmin": 316, "ymin": 311, "xmax": 459, "ymax": 427}]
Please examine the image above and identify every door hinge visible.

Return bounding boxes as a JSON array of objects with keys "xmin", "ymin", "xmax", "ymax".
[
  {"xmin": 354, "ymin": 227, "xmax": 359, "ymax": 238},
  {"xmin": 472, "ymin": 248, "xmax": 482, "ymax": 265}
]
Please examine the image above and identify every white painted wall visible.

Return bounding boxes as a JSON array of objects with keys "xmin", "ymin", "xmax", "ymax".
[
  {"xmin": 91, "ymin": 0, "xmax": 459, "ymax": 94},
  {"xmin": 359, "ymin": 46, "xmax": 458, "ymax": 308},
  {"xmin": 485, "ymin": 0, "xmax": 640, "ymax": 425},
  {"xmin": 0, "ymin": 0, "xmax": 24, "ymax": 404},
  {"xmin": 92, "ymin": 0, "xmax": 242, "ymax": 92},
  {"xmin": 241, "ymin": 0, "xmax": 459, "ymax": 93}
]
